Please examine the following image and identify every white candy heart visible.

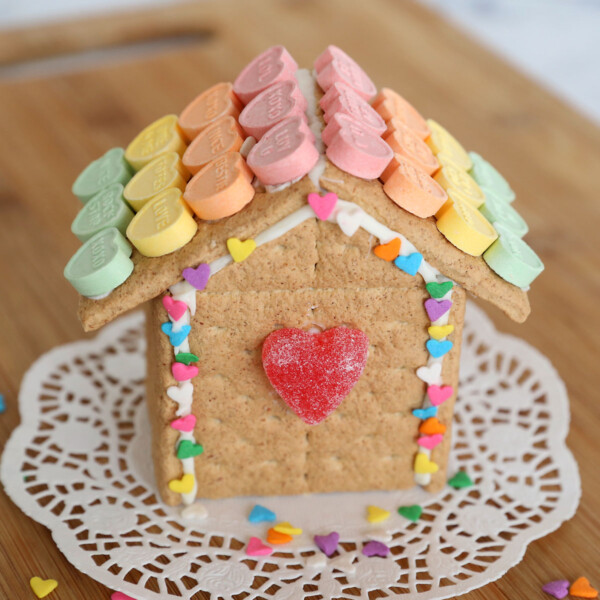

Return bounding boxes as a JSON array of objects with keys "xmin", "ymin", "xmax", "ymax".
[
  {"xmin": 330, "ymin": 551, "xmax": 357, "ymax": 575},
  {"xmin": 416, "ymin": 362, "xmax": 442, "ymax": 385},
  {"xmin": 362, "ymin": 528, "xmax": 393, "ymax": 543},
  {"xmin": 305, "ymin": 552, "xmax": 327, "ymax": 571},
  {"xmin": 167, "ymin": 382, "xmax": 193, "ymax": 416},
  {"xmin": 337, "ymin": 208, "xmax": 362, "ymax": 237},
  {"xmin": 181, "ymin": 502, "xmax": 208, "ymax": 522}
]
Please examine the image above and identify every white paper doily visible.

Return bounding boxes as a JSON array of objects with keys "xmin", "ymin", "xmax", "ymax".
[{"xmin": 1, "ymin": 302, "xmax": 580, "ymax": 600}]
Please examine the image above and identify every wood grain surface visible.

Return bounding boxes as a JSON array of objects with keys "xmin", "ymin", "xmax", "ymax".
[{"xmin": 0, "ymin": 0, "xmax": 599, "ymax": 598}]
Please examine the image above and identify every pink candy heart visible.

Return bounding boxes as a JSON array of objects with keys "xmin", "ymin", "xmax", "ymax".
[
  {"xmin": 417, "ymin": 433, "xmax": 444, "ymax": 449},
  {"xmin": 246, "ymin": 536, "xmax": 273, "ymax": 556},
  {"xmin": 172, "ymin": 363, "xmax": 199, "ymax": 382},
  {"xmin": 308, "ymin": 192, "xmax": 338, "ymax": 221},
  {"xmin": 170, "ymin": 414, "xmax": 196, "ymax": 432},
  {"xmin": 427, "ymin": 384, "xmax": 454, "ymax": 406},
  {"xmin": 162, "ymin": 295, "xmax": 187, "ymax": 321}
]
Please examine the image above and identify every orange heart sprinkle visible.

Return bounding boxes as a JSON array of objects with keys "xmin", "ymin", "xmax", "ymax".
[
  {"xmin": 267, "ymin": 528, "xmax": 293, "ymax": 545},
  {"xmin": 418, "ymin": 417, "xmax": 447, "ymax": 435},
  {"xmin": 570, "ymin": 577, "xmax": 598, "ymax": 599},
  {"xmin": 373, "ymin": 238, "xmax": 401, "ymax": 261}
]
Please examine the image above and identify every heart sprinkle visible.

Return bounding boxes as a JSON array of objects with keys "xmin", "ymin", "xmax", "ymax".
[
  {"xmin": 417, "ymin": 433, "xmax": 444, "ymax": 449},
  {"xmin": 366, "ymin": 505, "xmax": 390, "ymax": 524},
  {"xmin": 448, "ymin": 471, "xmax": 474, "ymax": 489},
  {"xmin": 162, "ymin": 295, "xmax": 187, "ymax": 321},
  {"xmin": 424, "ymin": 298, "xmax": 452, "ymax": 322},
  {"xmin": 418, "ymin": 417, "xmax": 447, "ymax": 435},
  {"xmin": 542, "ymin": 580, "xmax": 570, "ymax": 599},
  {"xmin": 314, "ymin": 531, "xmax": 339, "ymax": 556},
  {"xmin": 176, "ymin": 440, "xmax": 204, "ymax": 459},
  {"xmin": 170, "ymin": 414, "xmax": 197, "ymax": 432},
  {"xmin": 182, "ymin": 263, "xmax": 211, "ymax": 290},
  {"xmin": 111, "ymin": 593, "xmax": 136, "ymax": 600},
  {"xmin": 416, "ymin": 362, "xmax": 442, "ymax": 385},
  {"xmin": 172, "ymin": 362, "xmax": 199, "ymax": 381},
  {"xmin": 414, "ymin": 453, "xmax": 439, "ymax": 474},
  {"xmin": 428, "ymin": 324, "xmax": 454, "ymax": 340},
  {"xmin": 570, "ymin": 577, "xmax": 598, "ymax": 599},
  {"xmin": 426, "ymin": 339, "xmax": 453, "ymax": 358},
  {"xmin": 362, "ymin": 540, "xmax": 390, "ymax": 557},
  {"xmin": 227, "ymin": 237, "xmax": 256, "ymax": 263},
  {"xmin": 175, "ymin": 352, "xmax": 199, "ymax": 365},
  {"xmin": 426, "ymin": 280, "xmax": 453, "ymax": 298},
  {"xmin": 161, "ymin": 322, "xmax": 191, "ymax": 347},
  {"xmin": 413, "ymin": 406, "xmax": 438, "ymax": 420},
  {"xmin": 246, "ymin": 536, "xmax": 273, "ymax": 556},
  {"xmin": 427, "ymin": 385, "xmax": 454, "ymax": 406},
  {"xmin": 308, "ymin": 191, "xmax": 338, "ymax": 221},
  {"xmin": 273, "ymin": 521, "xmax": 302, "ymax": 535},
  {"xmin": 29, "ymin": 577, "xmax": 58, "ymax": 599},
  {"xmin": 394, "ymin": 252, "xmax": 423, "ymax": 276},
  {"xmin": 398, "ymin": 505, "xmax": 423, "ymax": 522},
  {"xmin": 248, "ymin": 504, "xmax": 276, "ymax": 524},
  {"xmin": 373, "ymin": 237, "xmax": 401, "ymax": 261},
  {"xmin": 267, "ymin": 528, "xmax": 293, "ymax": 544},
  {"xmin": 168, "ymin": 473, "xmax": 195, "ymax": 494},
  {"xmin": 181, "ymin": 503, "xmax": 208, "ymax": 522}
]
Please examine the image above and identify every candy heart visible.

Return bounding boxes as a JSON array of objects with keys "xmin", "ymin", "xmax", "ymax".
[
  {"xmin": 273, "ymin": 521, "xmax": 302, "ymax": 535},
  {"xmin": 417, "ymin": 433, "xmax": 444, "ymax": 449},
  {"xmin": 330, "ymin": 552, "xmax": 357, "ymax": 574},
  {"xmin": 175, "ymin": 352, "xmax": 199, "ymax": 365},
  {"xmin": 424, "ymin": 298, "xmax": 453, "ymax": 322},
  {"xmin": 413, "ymin": 406, "xmax": 438, "ymax": 420},
  {"xmin": 570, "ymin": 578, "xmax": 598, "ymax": 599},
  {"xmin": 308, "ymin": 191, "xmax": 338, "ymax": 221},
  {"xmin": 246, "ymin": 536, "xmax": 273, "ymax": 556},
  {"xmin": 176, "ymin": 440, "xmax": 204, "ymax": 459},
  {"xmin": 362, "ymin": 540, "xmax": 390, "ymax": 557},
  {"xmin": 428, "ymin": 324, "xmax": 454, "ymax": 340},
  {"xmin": 314, "ymin": 531, "xmax": 340, "ymax": 557},
  {"xmin": 111, "ymin": 593, "xmax": 136, "ymax": 600},
  {"xmin": 172, "ymin": 362, "xmax": 199, "ymax": 381},
  {"xmin": 419, "ymin": 417, "xmax": 447, "ymax": 435},
  {"xmin": 262, "ymin": 327, "xmax": 369, "ymax": 425},
  {"xmin": 168, "ymin": 473, "xmax": 195, "ymax": 494},
  {"xmin": 247, "ymin": 116, "xmax": 319, "ymax": 185},
  {"xmin": 426, "ymin": 280, "xmax": 454, "ymax": 299},
  {"xmin": 373, "ymin": 237, "xmax": 401, "ymax": 261},
  {"xmin": 248, "ymin": 504, "xmax": 276, "ymax": 524},
  {"xmin": 426, "ymin": 339, "xmax": 453, "ymax": 358},
  {"xmin": 227, "ymin": 237, "xmax": 256, "ymax": 263},
  {"xmin": 337, "ymin": 206, "xmax": 363, "ymax": 237},
  {"xmin": 398, "ymin": 505, "xmax": 423, "ymax": 522},
  {"xmin": 542, "ymin": 580, "xmax": 570, "ymax": 599},
  {"xmin": 182, "ymin": 263, "xmax": 211, "ymax": 290},
  {"xmin": 414, "ymin": 452, "xmax": 439, "ymax": 474},
  {"xmin": 161, "ymin": 322, "xmax": 191, "ymax": 347},
  {"xmin": 166, "ymin": 382, "xmax": 193, "ymax": 415},
  {"xmin": 170, "ymin": 414, "xmax": 196, "ymax": 432},
  {"xmin": 427, "ymin": 384, "xmax": 454, "ymax": 406},
  {"xmin": 181, "ymin": 502, "xmax": 208, "ymax": 522},
  {"xmin": 163, "ymin": 295, "xmax": 188, "ymax": 321},
  {"xmin": 64, "ymin": 227, "xmax": 133, "ymax": 297},
  {"xmin": 366, "ymin": 505, "xmax": 390, "ymax": 524},
  {"xmin": 30, "ymin": 577, "xmax": 58, "ymax": 598},
  {"xmin": 267, "ymin": 528, "xmax": 293, "ymax": 544},
  {"xmin": 447, "ymin": 471, "xmax": 474, "ymax": 489},
  {"xmin": 72, "ymin": 147, "xmax": 132, "ymax": 203},
  {"xmin": 394, "ymin": 252, "xmax": 423, "ymax": 276},
  {"xmin": 373, "ymin": 88, "xmax": 430, "ymax": 140},
  {"xmin": 363, "ymin": 528, "xmax": 393, "ymax": 543},
  {"xmin": 416, "ymin": 362, "xmax": 442, "ymax": 385}
]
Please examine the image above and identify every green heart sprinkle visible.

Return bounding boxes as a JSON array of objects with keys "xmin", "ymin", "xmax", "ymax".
[
  {"xmin": 448, "ymin": 471, "xmax": 474, "ymax": 489},
  {"xmin": 398, "ymin": 505, "xmax": 423, "ymax": 522},
  {"xmin": 177, "ymin": 440, "xmax": 204, "ymax": 459},
  {"xmin": 175, "ymin": 352, "xmax": 199, "ymax": 365},
  {"xmin": 426, "ymin": 281, "xmax": 453, "ymax": 299}
]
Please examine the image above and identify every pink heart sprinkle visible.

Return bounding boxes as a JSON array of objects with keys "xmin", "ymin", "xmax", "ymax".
[
  {"xmin": 362, "ymin": 540, "xmax": 389, "ymax": 557},
  {"xmin": 314, "ymin": 531, "xmax": 339, "ymax": 556},
  {"xmin": 427, "ymin": 384, "xmax": 454, "ymax": 406},
  {"xmin": 162, "ymin": 295, "xmax": 187, "ymax": 321},
  {"xmin": 417, "ymin": 433, "xmax": 444, "ymax": 449},
  {"xmin": 111, "ymin": 593, "xmax": 136, "ymax": 600},
  {"xmin": 246, "ymin": 536, "xmax": 273, "ymax": 556},
  {"xmin": 424, "ymin": 298, "xmax": 452, "ymax": 322},
  {"xmin": 172, "ymin": 362, "xmax": 199, "ymax": 382},
  {"xmin": 182, "ymin": 263, "xmax": 211, "ymax": 291},
  {"xmin": 541, "ymin": 580, "xmax": 570, "ymax": 599},
  {"xmin": 170, "ymin": 414, "xmax": 196, "ymax": 432},
  {"xmin": 308, "ymin": 191, "xmax": 338, "ymax": 221}
]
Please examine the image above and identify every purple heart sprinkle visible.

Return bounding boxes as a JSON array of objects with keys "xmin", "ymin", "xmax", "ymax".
[
  {"xmin": 314, "ymin": 531, "xmax": 339, "ymax": 557},
  {"xmin": 424, "ymin": 298, "xmax": 452, "ymax": 322},
  {"xmin": 541, "ymin": 580, "xmax": 570, "ymax": 599},
  {"xmin": 362, "ymin": 540, "xmax": 390, "ymax": 557},
  {"xmin": 182, "ymin": 263, "xmax": 210, "ymax": 291}
]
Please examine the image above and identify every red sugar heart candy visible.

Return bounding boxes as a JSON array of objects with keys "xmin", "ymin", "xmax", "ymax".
[{"xmin": 262, "ymin": 327, "xmax": 369, "ymax": 425}]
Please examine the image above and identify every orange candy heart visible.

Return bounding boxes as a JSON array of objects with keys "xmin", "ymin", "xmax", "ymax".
[
  {"xmin": 570, "ymin": 577, "xmax": 598, "ymax": 599},
  {"xmin": 418, "ymin": 417, "xmax": 447, "ymax": 436},
  {"xmin": 373, "ymin": 238, "xmax": 401, "ymax": 261},
  {"xmin": 266, "ymin": 528, "xmax": 293, "ymax": 545}
]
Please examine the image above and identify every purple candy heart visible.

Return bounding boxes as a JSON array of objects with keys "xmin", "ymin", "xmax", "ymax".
[
  {"xmin": 362, "ymin": 540, "xmax": 389, "ymax": 557},
  {"xmin": 542, "ymin": 580, "xmax": 569, "ymax": 599},
  {"xmin": 182, "ymin": 263, "xmax": 210, "ymax": 291},
  {"xmin": 424, "ymin": 298, "xmax": 452, "ymax": 322},
  {"xmin": 314, "ymin": 531, "xmax": 339, "ymax": 557}
]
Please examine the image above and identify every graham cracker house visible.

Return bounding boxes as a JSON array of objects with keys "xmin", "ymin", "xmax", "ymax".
[{"xmin": 66, "ymin": 45, "xmax": 541, "ymax": 506}]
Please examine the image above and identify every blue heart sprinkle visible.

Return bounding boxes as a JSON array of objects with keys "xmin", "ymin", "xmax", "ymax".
[
  {"xmin": 394, "ymin": 252, "xmax": 423, "ymax": 276},
  {"xmin": 161, "ymin": 322, "xmax": 191, "ymax": 347},
  {"xmin": 426, "ymin": 339, "xmax": 453, "ymax": 358},
  {"xmin": 248, "ymin": 504, "xmax": 276, "ymax": 524},
  {"xmin": 413, "ymin": 406, "xmax": 438, "ymax": 419}
]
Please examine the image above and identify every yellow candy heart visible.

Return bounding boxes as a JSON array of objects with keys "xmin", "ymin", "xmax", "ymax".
[
  {"xmin": 414, "ymin": 453, "xmax": 439, "ymax": 475},
  {"xmin": 227, "ymin": 237, "xmax": 256, "ymax": 263},
  {"xmin": 273, "ymin": 521, "xmax": 303, "ymax": 535},
  {"xmin": 30, "ymin": 577, "xmax": 58, "ymax": 598},
  {"xmin": 168, "ymin": 473, "xmax": 195, "ymax": 494},
  {"xmin": 428, "ymin": 325, "xmax": 455, "ymax": 340},
  {"xmin": 366, "ymin": 505, "xmax": 390, "ymax": 524}
]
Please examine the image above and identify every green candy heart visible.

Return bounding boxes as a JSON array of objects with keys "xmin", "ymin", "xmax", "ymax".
[
  {"xmin": 64, "ymin": 228, "xmax": 134, "ymax": 297},
  {"xmin": 426, "ymin": 281, "xmax": 454, "ymax": 299},
  {"xmin": 469, "ymin": 151, "xmax": 515, "ymax": 204},
  {"xmin": 398, "ymin": 504, "xmax": 422, "ymax": 522},
  {"xmin": 175, "ymin": 352, "xmax": 199, "ymax": 365},
  {"xmin": 177, "ymin": 440, "xmax": 204, "ymax": 459},
  {"xmin": 479, "ymin": 191, "xmax": 528, "ymax": 238},
  {"xmin": 71, "ymin": 183, "xmax": 134, "ymax": 242},
  {"xmin": 448, "ymin": 471, "xmax": 474, "ymax": 489},
  {"xmin": 72, "ymin": 147, "xmax": 133, "ymax": 203}
]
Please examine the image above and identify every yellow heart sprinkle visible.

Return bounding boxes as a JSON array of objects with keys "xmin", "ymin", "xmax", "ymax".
[
  {"xmin": 30, "ymin": 577, "xmax": 58, "ymax": 599},
  {"xmin": 366, "ymin": 505, "xmax": 390, "ymax": 523},
  {"xmin": 168, "ymin": 473, "xmax": 195, "ymax": 494},
  {"xmin": 227, "ymin": 237, "xmax": 256, "ymax": 263},
  {"xmin": 273, "ymin": 521, "xmax": 302, "ymax": 535},
  {"xmin": 428, "ymin": 324, "xmax": 454, "ymax": 340},
  {"xmin": 414, "ymin": 453, "xmax": 439, "ymax": 474}
]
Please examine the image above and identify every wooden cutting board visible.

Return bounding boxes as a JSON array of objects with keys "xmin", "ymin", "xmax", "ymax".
[{"xmin": 0, "ymin": 1, "xmax": 598, "ymax": 598}]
